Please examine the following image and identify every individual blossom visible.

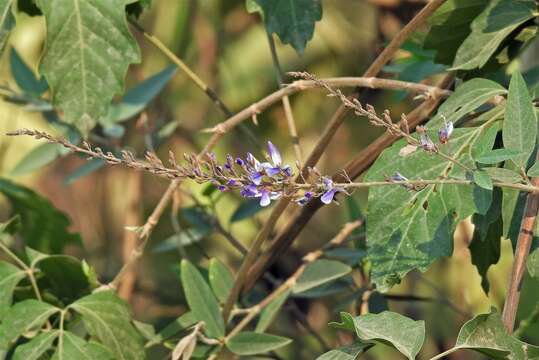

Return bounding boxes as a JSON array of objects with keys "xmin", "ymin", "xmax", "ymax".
[
  {"xmin": 438, "ymin": 116, "xmax": 454, "ymax": 144},
  {"xmin": 264, "ymin": 141, "xmax": 293, "ymax": 178},
  {"xmin": 320, "ymin": 177, "xmax": 342, "ymax": 204},
  {"xmin": 296, "ymin": 191, "xmax": 313, "ymax": 206},
  {"xmin": 417, "ymin": 126, "xmax": 437, "ymax": 152},
  {"xmin": 386, "ymin": 172, "xmax": 425, "ymax": 191}
]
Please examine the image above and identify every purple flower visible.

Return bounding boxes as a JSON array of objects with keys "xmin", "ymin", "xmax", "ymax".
[
  {"xmin": 240, "ymin": 184, "xmax": 259, "ymax": 198},
  {"xmin": 235, "ymin": 158, "xmax": 244, "ymax": 166},
  {"xmin": 250, "ymin": 171, "xmax": 263, "ymax": 185},
  {"xmin": 267, "ymin": 141, "xmax": 282, "ymax": 166},
  {"xmin": 217, "ymin": 185, "xmax": 227, "ymax": 192},
  {"xmin": 296, "ymin": 191, "xmax": 313, "ymax": 206},
  {"xmin": 227, "ymin": 179, "xmax": 238, "ymax": 186},
  {"xmin": 438, "ymin": 119, "xmax": 453, "ymax": 144},
  {"xmin": 320, "ymin": 177, "xmax": 341, "ymax": 204},
  {"xmin": 260, "ymin": 189, "xmax": 271, "ymax": 207}
]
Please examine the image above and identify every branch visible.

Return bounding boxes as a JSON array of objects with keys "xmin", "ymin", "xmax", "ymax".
[{"xmin": 502, "ymin": 152, "xmax": 539, "ymax": 333}]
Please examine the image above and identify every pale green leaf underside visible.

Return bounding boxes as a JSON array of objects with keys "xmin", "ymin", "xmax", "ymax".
[
  {"xmin": 36, "ymin": 0, "xmax": 140, "ymax": 135},
  {"xmin": 366, "ymin": 128, "xmax": 491, "ymax": 291},
  {"xmin": 315, "ymin": 342, "xmax": 372, "ymax": 360},
  {"xmin": 226, "ymin": 332, "xmax": 292, "ymax": 356},
  {"xmin": 12, "ymin": 331, "xmax": 59, "ymax": 360},
  {"xmin": 69, "ymin": 291, "xmax": 145, "ymax": 360},
  {"xmin": 451, "ymin": 0, "xmax": 536, "ymax": 70},
  {"xmin": 208, "ymin": 258, "xmax": 234, "ymax": 304}
]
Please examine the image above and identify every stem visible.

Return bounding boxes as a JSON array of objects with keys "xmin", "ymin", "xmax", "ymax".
[
  {"xmin": 513, "ymin": 301, "xmax": 539, "ymax": 338},
  {"xmin": 428, "ymin": 348, "xmax": 458, "ymax": 360},
  {"xmin": 502, "ymin": 152, "xmax": 539, "ymax": 333},
  {"xmin": 267, "ymin": 32, "xmax": 303, "ymax": 163}
]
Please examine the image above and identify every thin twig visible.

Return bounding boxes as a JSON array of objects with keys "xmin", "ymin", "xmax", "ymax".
[
  {"xmin": 502, "ymin": 152, "xmax": 539, "ymax": 333},
  {"xmin": 267, "ymin": 32, "xmax": 303, "ymax": 164}
]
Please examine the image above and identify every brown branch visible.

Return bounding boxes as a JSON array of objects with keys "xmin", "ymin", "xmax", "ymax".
[
  {"xmin": 242, "ymin": 74, "xmax": 454, "ymax": 292},
  {"xmin": 502, "ymin": 152, "xmax": 539, "ymax": 333}
]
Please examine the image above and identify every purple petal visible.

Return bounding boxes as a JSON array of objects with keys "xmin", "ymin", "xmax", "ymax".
[
  {"xmin": 235, "ymin": 158, "xmax": 244, "ymax": 166},
  {"xmin": 250, "ymin": 171, "xmax": 263, "ymax": 185},
  {"xmin": 304, "ymin": 191, "xmax": 313, "ymax": 199},
  {"xmin": 322, "ymin": 176, "xmax": 333, "ymax": 189},
  {"xmin": 260, "ymin": 189, "xmax": 271, "ymax": 207},
  {"xmin": 265, "ymin": 166, "xmax": 281, "ymax": 177},
  {"xmin": 217, "ymin": 185, "xmax": 227, "ymax": 192},
  {"xmin": 321, "ymin": 188, "xmax": 338, "ymax": 204},
  {"xmin": 267, "ymin": 141, "xmax": 282, "ymax": 165},
  {"xmin": 240, "ymin": 184, "xmax": 259, "ymax": 198},
  {"xmin": 227, "ymin": 179, "xmax": 237, "ymax": 186},
  {"xmin": 282, "ymin": 165, "xmax": 293, "ymax": 177}
]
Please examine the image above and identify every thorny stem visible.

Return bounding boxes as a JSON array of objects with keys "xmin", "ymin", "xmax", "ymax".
[
  {"xmin": 267, "ymin": 32, "xmax": 303, "ymax": 164},
  {"xmin": 502, "ymin": 152, "xmax": 539, "ymax": 333},
  {"xmin": 213, "ymin": 221, "xmax": 362, "ymax": 360}
]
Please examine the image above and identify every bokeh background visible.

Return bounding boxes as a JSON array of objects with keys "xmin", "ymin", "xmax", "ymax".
[{"xmin": 1, "ymin": 1, "xmax": 538, "ymax": 358}]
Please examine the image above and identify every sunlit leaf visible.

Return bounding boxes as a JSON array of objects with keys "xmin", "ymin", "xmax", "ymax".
[
  {"xmin": 69, "ymin": 291, "xmax": 145, "ymax": 360},
  {"xmin": 293, "ymin": 259, "xmax": 351, "ymax": 294},
  {"xmin": 180, "ymin": 260, "xmax": 224, "ymax": 339},
  {"xmin": 473, "ymin": 170, "xmax": 493, "ymax": 190},
  {"xmin": 330, "ymin": 311, "xmax": 424, "ymax": 360},
  {"xmin": 226, "ymin": 332, "xmax": 291, "ymax": 355},
  {"xmin": 255, "ymin": 0, "xmax": 322, "ymax": 54},
  {"xmin": 365, "ymin": 128, "xmax": 491, "ymax": 291},
  {"xmin": 475, "ymin": 149, "xmax": 524, "ymax": 165},
  {"xmin": 12, "ymin": 330, "xmax": 58, "ymax": 360},
  {"xmin": 52, "ymin": 331, "xmax": 115, "ymax": 360},
  {"xmin": 35, "ymin": 0, "xmax": 141, "ymax": 134},
  {"xmin": 484, "ymin": 167, "xmax": 523, "ymax": 184},
  {"xmin": 451, "ymin": 0, "xmax": 536, "ymax": 70},
  {"xmin": 503, "ymin": 71, "xmax": 537, "ymax": 168},
  {"xmin": 208, "ymin": 258, "xmax": 234, "ymax": 304}
]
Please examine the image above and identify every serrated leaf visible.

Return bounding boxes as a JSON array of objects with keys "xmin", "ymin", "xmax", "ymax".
[
  {"xmin": 484, "ymin": 167, "xmax": 523, "ymax": 184},
  {"xmin": 315, "ymin": 342, "xmax": 373, "ymax": 360},
  {"xmin": 255, "ymin": 289, "xmax": 289, "ymax": 333},
  {"xmin": 470, "ymin": 189, "xmax": 502, "ymax": 293},
  {"xmin": 451, "ymin": 0, "xmax": 536, "ymax": 70},
  {"xmin": 445, "ymin": 307, "xmax": 539, "ymax": 359},
  {"xmin": 52, "ymin": 331, "xmax": 115, "ymax": 360},
  {"xmin": 69, "ymin": 291, "xmax": 145, "ymax": 360},
  {"xmin": 0, "ymin": 300, "xmax": 59, "ymax": 351},
  {"xmin": 293, "ymin": 259, "xmax": 351, "ymax": 294},
  {"xmin": 12, "ymin": 330, "xmax": 59, "ymax": 360},
  {"xmin": 208, "ymin": 258, "xmax": 234, "ymax": 304},
  {"xmin": 330, "ymin": 311, "xmax": 425, "ymax": 360},
  {"xmin": 0, "ymin": 179, "xmax": 81, "ymax": 253},
  {"xmin": 528, "ymin": 247, "xmax": 539, "ymax": 278},
  {"xmin": 256, "ymin": 0, "xmax": 322, "ymax": 54},
  {"xmin": 503, "ymin": 71, "xmax": 537, "ymax": 168},
  {"xmin": 230, "ymin": 198, "xmax": 265, "ymax": 223},
  {"xmin": 100, "ymin": 65, "xmax": 176, "ymax": 125},
  {"xmin": 428, "ymin": 79, "xmax": 506, "ymax": 129},
  {"xmin": 0, "ymin": 261, "xmax": 26, "ymax": 320},
  {"xmin": 226, "ymin": 332, "xmax": 292, "ymax": 355},
  {"xmin": 10, "ymin": 143, "xmax": 63, "ymax": 176},
  {"xmin": 473, "ymin": 170, "xmax": 493, "ymax": 189},
  {"xmin": 180, "ymin": 260, "xmax": 224, "ymax": 339},
  {"xmin": 423, "ymin": 0, "xmax": 487, "ymax": 65},
  {"xmin": 10, "ymin": 48, "xmax": 48, "ymax": 95},
  {"xmin": 365, "ymin": 128, "xmax": 492, "ymax": 291},
  {"xmin": 36, "ymin": 0, "xmax": 141, "ymax": 135},
  {"xmin": 0, "ymin": 0, "xmax": 15, "ymax": 54},
  {"xmin": 476, "ymin": 149, "xmax": 524, "ymax": 164}
]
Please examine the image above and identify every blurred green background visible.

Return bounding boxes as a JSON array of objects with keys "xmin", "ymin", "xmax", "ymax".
[{"xmin": 1, "ymin": 1, "xmax": 538, "ymax": 358}]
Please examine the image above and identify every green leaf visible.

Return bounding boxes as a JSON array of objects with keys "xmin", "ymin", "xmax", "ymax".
[
  {"xmin": 484, "ymin": 167, "xmax": 523, "ymax": 184},
  {"xmin": 35, "ymin": 0, "xmax": 141, "ymax": 135},
  {"xmin": 255, "ymin": 0, "xmax": 322, "ymax": 54},
  {"xmin": 208, "ymin": 258, "xmax": 234, "ymax": 304},
  {"xmin": 145, "ymin": 312, "xmax": 197, "ymax": 348},
  {"xmin": 0, "ymin": 300, "xmax": 59, "ymax": 351},
  {"xmin": 180, "ymin": 260, "xmax": 224, "ymax": 339},
  {"xmin": 428, "ymin": 79, "xmax": 506, "ymax": 129},
  {"xmin": 10, "ymin": 143, "xmax": 63, "ymax": 176},
  {"xmin": 100, "ymin": 65, "xmax": 176, "ymax": 125},
  {"xmin": 52, "ymin": 331, "xmax": 115, "ymax": 360},
  {"xmin": 451, "ymin": 0, "xmax": 536, "ymax": 70},
  {"xmin": 0, "ymin": 261, "xmax": 26, "ymax": 320},
  {"xmin": 226, "ymin": 332, "xmax": 292, "ymax": 356},
  {"xmin": 315, "ymin": 342, "xmax": 373, "ymax": 360},
  {"xmin": 470, "ymin": 189, "xmax": 502, "ymax": 293},
  {"xmin": 423, "ymin": 0, "xmax": 487, "ymax": 65},
  {"xmin": 255, "ymin": 289, "xmax": 290, "ymax": 333},
  {"xmin": 473, "ymin": 170, "xmax": 493, "ymax": 190},
  {"xmin": 0, "ymin": 179, "xmax": 81, "ymax": 253},
  {"xmin": 471, "ymin": 122, "xmax": 500, "ymax": 161},
  {"xmin": 365, "ymin": 128, "xmax": 492, "ymax": 291},
  {"xmin": 447, "ymin": 307, "xmax": 539, "ymax": 359},
  {"xmin": 246, "ymin": 0, "xmax": 262, "ymax": 14},
  {"xmin": 152, "ymin": 228, "xmax": 208, "ymax": 253},
  {"xmin": 503, "ymin": 71, "xmax": 537, "ymax": 168},
  {"xmin": 12, "ymin": 330, "xmax": 59, "ymax": 360},
  {"xmin": 293, "ymin": 259, "xmax": 351, "ymax": 294},
  {"xmin": 528, "ymin": 162, "xmax": 539, "ymax": 177},
  {"xmin": 69, "ymin": 291, "xmax": 145, "ymax": 360},
  {"xmin": 330, "ymin": 311, "xmax": 425, "ymax": 360},
  {"xmin": 64, "ymin": 158, "xmax": 105, "ymax": 185},
  {"xmin": 10, "ymin": 48, "xmax": 48, "ymax": 95},
  {"xmin": 502, "ymin": 162, "xmax": 527, "ymax": 248},
  {"xmin": 476, "ymin": 149, "xmax": 524, "ymax": 164},
  {"xmin": 324, "ymin": 248, "xmax": 367, "ymax": 266},
  {"xmin": 528, "ymin": 247, "xmax": 539, "ymax": 278},
  {"xmin": 35, "ymin": 255, "xmax": 91, "ymax": 302},
  {"xmin": 230, "ymin": 198, "xmax": 264, "ymax": 223},
  {"xmin": 0, "ymin": 0, "xmax": 15, "ymax": 54}
]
